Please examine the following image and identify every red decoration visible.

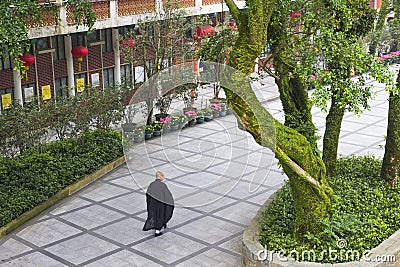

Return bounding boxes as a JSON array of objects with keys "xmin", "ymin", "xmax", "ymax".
[
  {"xmin": 196, "ymin": 25, "xmax": 215, "ymax": 38},
  {"xmin": 119, "ymin": 38, "xmax": 135, "ymax": 48},
  {"xmin": 71, "ymin": 46, "xmax": 88, "ymax": 71},
  {"xmin": 19, "ymin": 54, "xmax": 35, "ymax": 81},
  {"xmin": 289, "ymin": 11, "xmax": 301, "ymax": 19},
  {"xmin": 228, "ymin": 19, "xmax": 237, "ymax": 30}
]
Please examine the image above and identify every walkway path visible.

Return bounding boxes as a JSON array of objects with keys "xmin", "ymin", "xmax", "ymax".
[{"xmin": 0, "ymin": 68, "xmax": 396, "ymax": 266}]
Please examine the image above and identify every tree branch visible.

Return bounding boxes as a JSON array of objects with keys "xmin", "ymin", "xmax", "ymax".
[
  {"xmin": 224, "ymin": 0, "xmax": 241, "ymax": 22},
  {"xmin": 275, "ymin": 146, "xmax": 321, "ymax": 188}
]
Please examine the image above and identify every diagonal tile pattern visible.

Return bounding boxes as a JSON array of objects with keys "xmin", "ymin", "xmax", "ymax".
[{"xmin": 0, "ymin": 67, "xmax": 397, "ymax": 266}]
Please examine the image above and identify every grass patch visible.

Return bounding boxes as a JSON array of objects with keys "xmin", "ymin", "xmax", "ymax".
[{"xmin": 259, "ymin": 155, "xmax": 400, "ymax": 263}]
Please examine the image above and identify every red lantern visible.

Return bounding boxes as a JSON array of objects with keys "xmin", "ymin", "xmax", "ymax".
[
  {"xmin": 19, "ymin": 54, "xmax": 35, "ymax": 81},
  {"xmin": 196, "ymin": 25, "xmax": 215, "ymax": 38},
  {"xmin": 119, "ymin": 38, "xmax": 135, "ymax": 49},
  {"xmin": 71, "ymin": 46, "xmax": 88, "ymax": 72}
]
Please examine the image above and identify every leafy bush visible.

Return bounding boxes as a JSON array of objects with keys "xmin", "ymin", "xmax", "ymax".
[
  {"xmin": 0, "ymin": 129, "xmax": 123, "ymax": 227},
  {"xmin": 259, "ymin": 155, "xmax": 400, "ymax": 263}
]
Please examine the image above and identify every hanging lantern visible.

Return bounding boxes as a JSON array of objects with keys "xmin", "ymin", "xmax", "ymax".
[
  {"xmin": 19, "ymin": 54, "xmax": 35, "ymax": 81},
  {"xmin": 119, "ymin": 38, "xmax": 135, "ymax": 49},
  {"xmin": 71, "ymin": 46, "xmax": 89, "ymax": 72}
]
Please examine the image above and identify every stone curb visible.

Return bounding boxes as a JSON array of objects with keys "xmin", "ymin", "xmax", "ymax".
[
  {"xmin": 242, "ymin": 189, "xmax": 400, "ymax": 267},
  {"xmin": 0, "ymin": 156, "xmax": 126, "ymax": 240}
]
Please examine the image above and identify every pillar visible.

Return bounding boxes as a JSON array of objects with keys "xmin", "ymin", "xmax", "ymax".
[
  {"xmin": 64, "ymin": 35, "xmax": 75, "ymax": 96},
  {"xmin": 112, "ymin": 28, "xmax": 121, "ymax": 85},
  {"xmin": 12, "ymin": 69, "xmax": 23, "ymax": 106}
]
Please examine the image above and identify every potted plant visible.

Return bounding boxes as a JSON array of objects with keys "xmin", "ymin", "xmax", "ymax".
[
  {"xmin": 170, "ymin": 116, "xmax": 180, "ymax": 131},
  {"xmin": 159, "ymin": 116, "xmax": 171, "ymax": 133},
  {"xmin": 210, "ymin": 103, "xmax": 221, "ymax": 118},
  {"xmin": 203, "ymin": 107, "xmax": 213, "ymax": 121},
  {"xmin": 152, "ymin": 121, "xmax": 163, "ymax": 136},
  {"xmin": 133, "ymin": 126, "xmax": 144, "ymax": 143},
  {"xmin": 144, "ymin": 125, "xmax": 154, "ymax": 140},
  {"xmin": 196, "ymin": 110, "xmax": 205, "ymax": 124},
  {"xmin": 154, "ymin": 94, "xmax": 173, "ymax": 121},
  {"xmin": 219, "ymin": 103, "xmax": 227, "ymax": 117},
  {"xmin": 177, "ymin": 114, "xmax": 188, "ymax": 129},
  {"xmin": 184, "ymin": 110, "xmax": 197, "ymax": 126}
]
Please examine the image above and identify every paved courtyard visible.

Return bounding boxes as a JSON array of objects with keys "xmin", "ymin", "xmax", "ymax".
[{"xmin": 0, "ymin": 67, "xmax": 397, "ymax": 266}]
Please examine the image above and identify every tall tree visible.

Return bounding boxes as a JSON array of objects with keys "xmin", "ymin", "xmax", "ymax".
[
  {"xmin": 381, "ymin": 70, "xmax": 400, "ymax": 186},
  {"xmin": 369, "ymin": 0, "xmax": 390, "ymax": 56},
  {"xmin": 224, "ymin": 0, "xmax": 333, "ymax": 239}
]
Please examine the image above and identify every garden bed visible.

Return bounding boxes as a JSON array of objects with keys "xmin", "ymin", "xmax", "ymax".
[
  {"xmin": 244, "ymin": 156, "xmax": 400, "ymax": 266},
  {"xmin": 0, "ymin": 129, "xmax": 124, "ymax": 236}
]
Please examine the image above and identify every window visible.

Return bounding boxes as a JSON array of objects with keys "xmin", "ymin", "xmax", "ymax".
[
  {"xmin": 36, "ymin": 37, "xmax": 49, "ymax": 50},
  {"xmin": 52, "ymin": 36, "xmax": 65, "ymax": 61},
  {"xmin": 121, "ymin": 64, "xmax": 132, "ymax": 85},
  {"xmin": 55, "ymin": 77, "xmax": 68, "ymax": 98},
  {"xmin": 87, "ymin": 31, "xmax": 100, "ymax": 43},
  {"xmin": 102, "ymin": 29, "xmax": 113, "ymax": 52},
  {"xmin": 103, "ymin": 67, "xmax": 114, "ymax": 87},
  {"xmin": 118, "ymin": 25, "xmax": 136, "ymax": 36},
  {"xmin": 71, "ymin": 33, "xmax": 85, "ymax": 48}
]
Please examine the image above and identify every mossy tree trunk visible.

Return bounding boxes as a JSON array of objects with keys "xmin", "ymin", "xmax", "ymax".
[
  {"xmin": 274, "ymin": 58, "xmax": 318, "ymax": 150},
  {"xmin": 224, "ymin": 0, "xmax": 333, "ymax": 239},
  {"xmin": 381, "ymin": 71, "xmax": 400, "ymax": 185},
  {"xmin": 322, "ymin": 93, "xmax": 346, "ymax": 177}
]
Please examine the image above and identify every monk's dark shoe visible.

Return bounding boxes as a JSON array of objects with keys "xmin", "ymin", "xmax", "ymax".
[{"xmin": 155, "ymin": 232, "xmax": 163, "ymax": 237}]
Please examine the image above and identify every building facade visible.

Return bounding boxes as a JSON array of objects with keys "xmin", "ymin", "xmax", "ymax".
[{"xmin": 0, "ymin": 0, "xmax": 245, "ymax": 112}]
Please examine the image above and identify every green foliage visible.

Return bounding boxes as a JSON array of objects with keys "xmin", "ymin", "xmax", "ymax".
[
  {"xmin": 0, "ymin": 85, "xmax": 126, "ymax": 156},
  {"xmin": 260, "ymin": 155, "xmax": 400, "ymax": 263},
  {"xmin": 0, "ymin": 1, "xmax": 95, "ymax": 71},
  {"xmin": 0, "ymin": 130, "xmax": 123, "ymax": 227}
]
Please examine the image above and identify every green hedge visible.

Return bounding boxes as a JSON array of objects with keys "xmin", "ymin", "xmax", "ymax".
[
  {"xmin": 259, "ymin": 155, "xmax": 400, "ymax": 263},
  {"xmin": 0, "ymin": 129, "xmax": 123, "ymax": 228}
]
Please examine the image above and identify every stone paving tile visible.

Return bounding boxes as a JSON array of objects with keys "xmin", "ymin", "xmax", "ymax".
[
  {"xmin": 105, "ymin": 174, "xmax": 143, "ymax": 190},
  {"xmin": 214, "ymin": 202, "xmax": 261, "ymax": 225},
  {"xmin": 174, "ymin": 216, "xmax": 244, "ymax": 244},
  {"xmin": 102, "ymin": 192, "xmax": 146, "ymax": 215},
  {"xmin": 132, "ymin": 232, "xmax": 206, "ymax": 265},
  {"xmin": 93, "ymin": 218, "xmax": 149, "ymax": 245},
  {"xmin": 45, "ymin": 234, "xmax": 119, "ymax": 265},
  {"xmin": 361, "ymin": 125, "xmax": 389, "ymax": 137},
  {"xmin": 341, "ymin": 133, "xmax": 386, "ymax": 147},
  {"xmin": 246, "ymin": 189, "xmax": 276, "ymax": 206},
  {"xmin": 175, "ymin": 248, "xmax": 241, "ymax": 267},
  {"xmin": 0, "ymin": 238, "xmax": 32, "ymax": 261},
  {"xmin": 218, "ymin": 235, "xmax": 243, "ymax": 255},
  {"xmin": 60, "ymin": 204, "xmax": 125, "ymax": 230},
  {"xmin": 176, "ymin": 191, "xmax": 236, "ymax": 212},
  {"xmin": 79, "ymin": 182, "xmax": 131, "ymax": 202},
  {"xmin": 16, "ymin": 218, "xmax": 82, "ymax": 247},
  {"xmin": 50, "ymin": 197, "xmax": 92, "ymax": 216},
  {"xmin": 1, "ymin": 252, "xmax": 67, "ymax": 267},
  {"xmin": 85, "ymin": 249, "xmax": 161, "ymax": 267}
]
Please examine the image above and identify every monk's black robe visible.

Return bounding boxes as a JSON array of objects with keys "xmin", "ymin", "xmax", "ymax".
[{"xmin": 143, "ymin": 179, "xmax": 174, "ymax": 231}]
